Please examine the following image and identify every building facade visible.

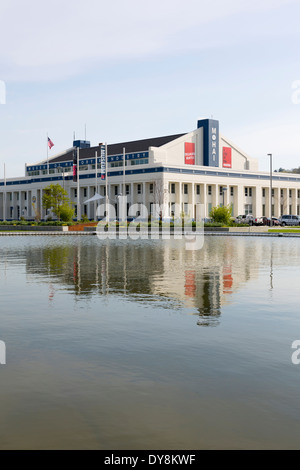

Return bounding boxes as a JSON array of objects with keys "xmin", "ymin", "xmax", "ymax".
[{"xmin": 1, "ymin": 118, "xmax": 300, "ymax": 221}]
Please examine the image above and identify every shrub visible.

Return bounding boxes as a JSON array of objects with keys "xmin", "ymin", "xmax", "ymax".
[
  {"xmin": 60, "ymin": 203, "xmax": 75, "ymax": 222},
  {"xmin": 209, "ymin": 205, "xmax": 232, "ymax": 225}
]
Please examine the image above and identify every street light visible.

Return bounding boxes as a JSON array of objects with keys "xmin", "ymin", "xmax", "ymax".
[{"xmin": 268, "ymin": 154, "xmax": 272, "ymax": 227}]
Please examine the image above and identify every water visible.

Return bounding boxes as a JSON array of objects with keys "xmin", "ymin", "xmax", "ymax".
[{"xmin": 0, "ymin": 235, "xmax": 300, "ymax": 449}]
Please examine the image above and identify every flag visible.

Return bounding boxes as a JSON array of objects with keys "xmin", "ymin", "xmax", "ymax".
[{"xmin": 48, "ymin": 137, "xmax": 54, "ymax": 149}]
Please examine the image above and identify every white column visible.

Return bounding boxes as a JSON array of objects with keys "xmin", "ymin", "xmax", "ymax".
[
  {"xmin": 87, "ymin": 186, "xmax": 92, "ymax": 219},
  {"xmin": 142, "ymin": 182, "xmax": 147, "ymax": 219},
  {"xmin": 191, "ymin": 183, "xmax": 195, "ymax": 219},
  {"xmin": 178, "ymin": 182, "xmax": 182, "ymax": 217}
]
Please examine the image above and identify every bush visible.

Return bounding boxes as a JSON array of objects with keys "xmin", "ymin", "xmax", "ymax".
[
  {"xmin": 209, "ymin": 205, "xmax": 232, "ymax": 225},
  {"xmin": 60, "ymin": 203, "xmax": 75, "ymax": 222},
  {"xmin": 204, "ymin": 222, "xmax": 224, "ymax": 227},
  {"xmin": 80, "ymin": 214, "xmax": 89, "ymax": 223}
]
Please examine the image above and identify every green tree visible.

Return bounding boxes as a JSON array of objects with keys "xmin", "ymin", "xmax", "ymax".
[
  {"xmin": 42, "ymin": 184, "xmax": 73, "ymax": 221},
  {"xmin": 209, "ymin": 205, "xmax": 232, "ymax": 225}
]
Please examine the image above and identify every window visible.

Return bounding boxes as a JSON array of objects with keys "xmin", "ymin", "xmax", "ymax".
[
  {"xmin": 289, "ymin": 204, "xmax": 292, "ymax": 214},
  {"xmin": 262, "ymin": 204, "xmax": 266, "ymax": 217},
  {"xmin": 184, "ymin": 184, "xmax": 188, "ymax": 195},
  {"xmin": 137, "ymin": 184, "xmax": 142, "ymax": 194},
  {"xmin": 262, "ymin": 188, "xmax": 266, "ymax": 198},
  {"xmin": 84, "ymin": 188, "xmax": 87, "ymax": 198},
  {"xmin": 74, "ymin": 189, "xmax": 77, "ymax": 198},
  {"xmin": 171, "ymin": 183, "xmax": 175, "ymax": 194},
  {"xmin": 130, "ymin": 158, "xmax": 148, "ymax": 166},
  {"xmin": 289, "ymin": 190, "xmax": 292, "ymax": 198},
  {"xmin": 281, "ymin": 189, "xmax": 284, "ymax": 198},
  {"xmin": 298, "ymin": 190, "xmax": 300, "ymax": 199},
  {"xmin": 245, "ymin": 187, "xmax": 248, "ymax": 197},
  {"xmin": 103, "ymin": 187, "xmax": 106, "ymax": 197},
  {"xmin": 219, "ymin": 186, "xmax": 223, "ymax": 196},
  {"xmin": 208, "ymin": 185, "xmax": 212, "ymax": 196},
  {"xmin": 196, "ymin": 185, "xmax": 200, "ymax": 195},
  {"xmin": 24, "ymin": 193, "xmax": 27, "ymax": 201},
  {"xmin": 149, "ymin": 183, "xmax": 154, "ymax": 194},
  {"xmin": 126, "ymin": 185, "xmax": 130, "ymax": 195},
  {"xmin": 230, "ymin": 187, "xmax": 234, "ymax": 197},
  {"xmin": 271, "ymin": 189, "xmax": 274, "ymax": 197},
  {"xmin": 114, "ymin": 186, "xmax": 118, "ymax": 196},
  {"xmin": 249, "ymin": 188, "xmax": 252, "ymax": 197},
  {"xmin": 244, "ymin": 204, "xmax": 252, "ymax": 215}
]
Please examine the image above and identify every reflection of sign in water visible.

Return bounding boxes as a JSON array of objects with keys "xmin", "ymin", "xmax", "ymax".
[
  {"xmin": 185, "ymin": 270, "xmax": 196, "ymax": 298},
  {"xmin": 223, "ymin": 147, "xmax": 232, "ymax": 168},
  {"xmin": 185, "ymin": 143, "xmax": 195, "ymax": 165},
  {"xmin": 223, "ymin": 266, "xmax": 233, "ymax": 294}
]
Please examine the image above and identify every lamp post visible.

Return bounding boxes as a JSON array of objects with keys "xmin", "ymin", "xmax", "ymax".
[{"xmin": 268, "ymin": 154, "xmax": 272, "ymax": 227}]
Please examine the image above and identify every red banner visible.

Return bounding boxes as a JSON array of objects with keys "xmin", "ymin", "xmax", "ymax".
[
  {"xmin": 223, "ymin": 147, "xmax": 232, "ymax": 168},
  {"xmin": 185, "ymin": 142, "xmax": 195, "ymax": 165}
]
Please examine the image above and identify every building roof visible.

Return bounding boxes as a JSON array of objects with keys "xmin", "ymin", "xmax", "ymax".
[{"xmin": 46, "ymin": 133, "xmax": 186, "ymax": 165}]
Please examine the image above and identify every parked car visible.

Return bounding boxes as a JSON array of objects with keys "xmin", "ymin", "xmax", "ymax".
[
  {"xmin": 262, "ymin": 217, "xmax": 281, "ymax": 226},
  {"xmin": 235, "ymin": 215, "xmax": 263, "ymax": 226},
  {"xmin": 279, "ymin": 215, "xmax": 300, "ymax": 226},
  {"xmin": 235, "ymin": 214, "xmax": 253, "ymax": 224}
]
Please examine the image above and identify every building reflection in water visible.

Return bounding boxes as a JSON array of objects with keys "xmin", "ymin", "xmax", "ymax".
[{"xmin": 21, "ymin": 237, "xmax": 281, "ymax": 327}]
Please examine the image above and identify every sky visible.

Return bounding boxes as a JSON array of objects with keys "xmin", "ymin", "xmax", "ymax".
[{"xmin": 0, "ymin": 0, "xmax": 300, "ymax": 177}]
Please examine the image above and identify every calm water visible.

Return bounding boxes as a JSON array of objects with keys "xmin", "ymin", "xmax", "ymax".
[{"xmin": 1, "ymin": 235, "xmax": 300, "ymax": 449}]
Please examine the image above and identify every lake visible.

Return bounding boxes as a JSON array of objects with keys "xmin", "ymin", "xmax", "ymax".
[{"xmin": 0, "ymin": 235, "xmax": 300, "ymax": 449}]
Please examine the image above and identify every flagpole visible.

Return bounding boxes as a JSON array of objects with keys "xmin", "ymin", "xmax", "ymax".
[
  {"xmin": 3, "ymin": 163, "xmax": 6, "ymax": 221},
  {"xmin": 105, "ymin": 142, "xmax": 108, "ymax": 221},
  {"xmin": 95, "ymin": 150, "xmax": 98, "ymax": 220},
  {"xmin": 47, "ymin": 133, "xmax": 49, "ymax": 175},
  {"xmin": 123, "ymin": 147, "xmax": 126, "ymax": 222},
  {"xmin": 77, "ymin": 147, "xmax": 80, "ymax": 221}
]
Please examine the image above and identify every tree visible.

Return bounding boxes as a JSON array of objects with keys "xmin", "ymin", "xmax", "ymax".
[
  {"xmin": 42, "ymin": 184, "xmax": 73, "ymax": 220},
  {"xmin": 209, "ymin": 205, "xmax": 232, "ymax": 225}
]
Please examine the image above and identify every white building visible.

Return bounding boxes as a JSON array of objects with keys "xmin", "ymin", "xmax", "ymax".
[{"xmin": 1, "ymin": 118, "xmax": 300, "ymax": 221}]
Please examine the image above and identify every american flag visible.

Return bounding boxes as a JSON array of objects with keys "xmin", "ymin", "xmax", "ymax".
[{"xmin": 48, "ymin": 137, "xmax": 54, "ymax": 149}]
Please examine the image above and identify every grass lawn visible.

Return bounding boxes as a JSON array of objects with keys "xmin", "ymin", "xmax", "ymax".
[{"xmin": 268, "ymin": 228, "xmax": 300, "ymax": 233}]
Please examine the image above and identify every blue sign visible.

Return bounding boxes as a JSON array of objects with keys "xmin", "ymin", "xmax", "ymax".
[{"xmin": 197, "ymin": 119, "xmax": 219, "ymax": 167}]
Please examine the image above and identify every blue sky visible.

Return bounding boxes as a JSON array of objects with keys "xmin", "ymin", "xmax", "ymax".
[{"xmin": 0, "ymin": 0, "xmax": 300, "ymax": 177}]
